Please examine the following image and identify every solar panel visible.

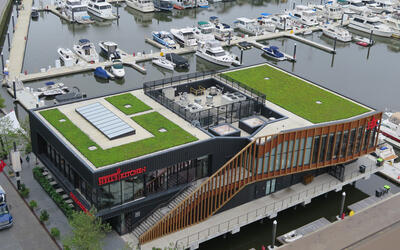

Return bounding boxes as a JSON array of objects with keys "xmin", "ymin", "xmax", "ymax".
[{"xmin": 76, "ymin": 102, "xmax": 135, "ymax": 140}]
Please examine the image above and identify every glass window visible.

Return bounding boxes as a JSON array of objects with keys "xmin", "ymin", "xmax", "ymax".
[
  {"xmin": 341, "ymin": 131, "xmax": 349, "ymax": 158},
  {"xmin": 134, "ymin": 176, "xmax": 144, "ymax": 199},
  {"xmin": 275, "ymin": 143, "xmax": 282, "ymax": 171},
  {"xmin": 122, "ymin": 179, "xmax": 134, "ymax": 203},
  {"xmin": 303, "ymin": 137, "xmax": 313, "ymax": 165},
  {"xmin": 270, "ymin": 148, "xmax": 276, "ymax": 172},
  {"xmin": 312, "ymin": 136, "xmax": 320, "ymax": 164},
  {"xmin": 109, "ymin": 182, "xmax": 121, "ymax": 206},
  {"xmin": 292, "ymin": 139, "xmax": 299, "ymax": 168},
  {"xmin": 347, "ymin": 129, "xmax": 356, "ymax": 156},
  {"xmin": 264, "ymin": 152, "xmax": 270, "ymax": 173},
  {"xmin": 326, "ymin": 133, "xmax": 335, "ymax": 161},
  {"xmin": 271, "ymin": 179, "xmax": 276, "ymax": 193},
  {"xmin": 333, "ymin": 131, "xmax": 342, "ymax": 159}
]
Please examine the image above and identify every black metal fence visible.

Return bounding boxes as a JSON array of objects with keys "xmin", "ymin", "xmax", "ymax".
[{"xmin": 143, "ymin": 71, "xmax": 266, "ymax": 129}]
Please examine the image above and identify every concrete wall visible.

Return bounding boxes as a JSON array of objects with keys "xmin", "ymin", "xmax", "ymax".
[{"xmin": 0, "ymin": 0, "xmax": 12, "ymax": 42}]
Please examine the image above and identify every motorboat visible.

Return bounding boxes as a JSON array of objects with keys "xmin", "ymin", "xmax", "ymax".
[
  {"xmin": 170, "ymin": 27, "xmax": 197, "ymax": 47},
  {"xmin": 196, "ymin": 0, "xmax": 209, "ymax": 8},
  {"xmin": 111, "ymin": 59, "xmax": 125, "ymax": 78},
  {"xmin": 324, "ymin": 3, "xmax": 344, "ymax": 20},
  {"xmin": 257, "ymin": 13, "xmax": 277, "ymax": 32},
  {"xmin": 233, "ymin": 17, "xmax": 264, "ymax": 36},
  {"xmin": 266, "ymin": 14, "xmax": 294, "ymax": 30},
  {"xmin": 349, "ymin": 14, "xmax": 393, "ymax": 37},
  {"xmin": 152, "ymin": 56, "xmax": 176, "ymax": 70},
  {"xmin": 94, "ymin": 66, "xmax": 113, "ymax": 79},
  {"xmin": 368, "ymin": 0, "xmax": 395, "ymax": 14},
  {"xmin": 31, "ymin": 8, "xmax": 39, "ymax": 19},
  {"xmin": 73, "ymin": 39, "xmax": 99, "ymax": 63},
  {"xmin": 165, "ymin": 53, "xmax": 189, "ymax": 68},
  {"xmin": 209, "ymin": 16, "xmax": 220, "ymax": 24},
  {"xmin": 214, "ymin": 22, "xmax": 234, "ymax": 41},
  {"xmin": 86, "ymin": 0, "xmax": 116, "ymax": 20},
  {"xmin": 171, "ymin": 0, "xmax": 192, "ymax": 9},
  {"xmin": 64, "ymin": 0, "xmax": 92, "ymax": 23},
  {"xmin": 98, "ymin": 41, "xmax": 122, "ymax": 60},
  {"xmin": 126, "ymin": 0, "xmax": 155, "ymax": 13},
  {"xmin": 261, "ymin": 46, "xmax": 286, "ymax": 61},
  {"xmin": 57, "ymin": 48, "xmax": 81, "ymax": 67},
  {"xmin": 194, "ymin": 21, "xmax": 215, "ymax": 41},
  {"xmin": 152, "ymin": 31, "xmax": 177, "ymax": 48},
  {"xmin": 347, "ymin": 0, "xmax": 369, "ymax": 14},
  {"xmin": 287, "ymin": 5, "xmax": 319, "ymax": 26},
  {"xmin": 153, "ymin": 0, "xmax": 173, "ymax": 11},
  {"xmin": 322, "ymin": 25, "xmax": 352, "ymax": 42},
  {"xmin": 353, "ymin": 35, "xmax": 375, "ymax": 46},
  {"xmin": 38, "ymin": 82, "xmax": 69, "ymax": 97},
  {"xmin": 381, "ymin": 11, "xmax": 400, "ymax": 38},
  {"xmin": 380, "ymin": 112, "xmax": 400, "ymax": 148},
  {"xmin": 195, "ymin": 40, "xmax": 236, "ymax": 67},
  {"xmin": 282, "ymin": 230, "xmax": 303, "ymax": 243}
]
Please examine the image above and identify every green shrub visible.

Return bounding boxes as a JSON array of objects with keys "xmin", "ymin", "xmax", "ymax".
[
  {"xmin": 40, "ymin": 210, "xmax": 49, "ymax": 222},
  {"xmin": 50, "ymin": 227, "xmax": 60, "ymax": 239},
  {"xmin": 19, "ymin": 184, "xmax": 30, "ymax": 198},
  {"xmin": 29, "ymin": 200, "xmax": 37, "ymax": 210}
]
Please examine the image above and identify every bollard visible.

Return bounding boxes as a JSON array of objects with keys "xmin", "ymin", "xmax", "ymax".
[
  {"xmin": 1, "ymin": 52, "xmax": 4, "ymax": 73},
  {"xmin": 12, "ymin": 15, "xmax": 15, "ymax": 32},
  {"xmin": 240, "ymin": 49, "xmax": 243, "ymax": 65},
  {"xmin": 333, "ymin": 36, "xmax": 337, "ymax": 51},
  {"xmin": 13, "ymin": 81, "xmax": 16, "ymax": 99},
  {"xmin": 7, "ymin": 32, "xmax": 10, "ymax": 51},
  {"xmin": 293, "ymin": 43, "xmax": 297, "ymax": 60},
  {"xmin": 369, "ymin": 30, "xmax": 373, "ymax": 44},
  {"xmin": 271, "ymin": 220, "xmax": 277, "ymax": 249},
  {"xmin": 339, "ymin": 192, "xmax": 346, "ymax": 220}
]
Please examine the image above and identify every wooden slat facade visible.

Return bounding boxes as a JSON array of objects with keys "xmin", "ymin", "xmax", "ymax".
[{"xmin": 139, "ymin": 112, "xmax": 382, "ymax": 244}]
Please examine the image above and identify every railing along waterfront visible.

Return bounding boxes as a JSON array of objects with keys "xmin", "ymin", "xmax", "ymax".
[{"xmin": 139, "ymin": 112, "xmax": 382, "ymax": 244}]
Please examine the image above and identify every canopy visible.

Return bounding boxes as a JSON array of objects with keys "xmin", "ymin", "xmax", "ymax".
[
  {"xmin": 79, "ymin": 39, "xmax": 90, "ymax": 44},
  {"xmin": 261, "ymin": 13, "xmax": 271, "ymax": 16}
]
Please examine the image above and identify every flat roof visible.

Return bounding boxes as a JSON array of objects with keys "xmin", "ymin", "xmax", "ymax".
[{"xmin": 36, "ymin": 89, "xmax": 210, "ymax": 170}]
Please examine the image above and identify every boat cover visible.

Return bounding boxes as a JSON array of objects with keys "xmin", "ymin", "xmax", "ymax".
[
  {"xmin": 94, "ymin": 67, "xmax": 109, "ymax": 79},
  {"xmin": 45, "ymin": 81, "xmax": 55, "ymax": 86},
  {"xmin": 165, "ymin": 53, "xmax": 188, "ymax": 67},
  {"xmin": 79, "ymin": 39, "xmax": 90, "ymax": 44}
]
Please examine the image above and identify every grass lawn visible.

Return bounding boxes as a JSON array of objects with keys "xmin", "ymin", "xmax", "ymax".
[
  {"xmin": 105, "ymin": 93, "xmax": 151, "ymax": 115},
  {"xmin": 222, "ymin": 65, "xmax": 370, "ymax": 123},
  {"xmin": 40, "ymin": 109, "xmax": 198, "ymax": 167}
]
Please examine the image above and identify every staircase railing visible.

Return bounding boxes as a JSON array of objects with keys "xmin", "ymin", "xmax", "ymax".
[{"xmin": 139, "ymin": 112, "xmax": 382, "ymax": 244}]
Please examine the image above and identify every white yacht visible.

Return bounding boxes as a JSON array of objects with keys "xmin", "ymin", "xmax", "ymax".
[
  {"xmin": 171, "ymin": 0, "xmax": 192, "ymax": 9},
  {"xmin": 195, "ymin": 40, "xmax": 237, "ymax": 67},
  {"xmin": 126, "ymin": 0, "xmax": 155, "ymax": 13},
  {"xmin": 170, "ymin": 27, "xmax": 197, "ymax": 47},
  {"xmin": 322, "ymin": 25, "xmax": 352, "ymax": 42},
  {"xmin": 234, "ymin": 17, "xmax": 264, "ymax": 36},
  {"xmin": 73, "ymin": 39, "xmax": 99, "ymax": 63},
  {"xmin": 213, "ymin": 22, "xmax": 234, "ymax": 41},
  {"xmin": 380, "ymin": 112, "xmax": 400, "ymax": 148},
  {"xmin": 381, "ymin": 11, "xmax": 400, "ymax": 38},
  {"xmin": 194, "ymin": 21, "xmax": 215, "ymax": 41},
  {"xmin": 324, "ymin": 3, "xmax": 344, "ymax": 20},
  {"xmin": 257, "ymin": 15, "xmax": 277, "ymax": 32},
  {"xmin": 152, "ymin": 56, "xmax": 175, "ymax": 70},
  {"xmin": 196, "ymin": 0, "xmax": 209, "ymax": 8},
  {"xmin": 288, "ymin": 5, "xmax": 319, "ymax": 26},
  {"xmin": 267, "ymin": 14, "xmax": 294, "ymax": 30},
  {"xmin": 110, "ymin": 59, "xmax": 125, "ymax": 78},
  {"xmin": 347, "ymin": 0, "xmax": 369, "ymax": 14},
  {"xmin": 98, "ymin": 41, "xmax": 122, "ymax": 60},
  {"xmin": 349, "ymin": 14, "xmax": 393, "ymax": 37},
  {"xmin": 63, "ymin": 0, "xmax": 92, "ymax": 23},
  {"xmin": 86, "ymin": 0, "xmax": 116, "ymax": 20},
  {"xmin": 57, "ymin": 48, "xmax": 81, "ymax": 67}
]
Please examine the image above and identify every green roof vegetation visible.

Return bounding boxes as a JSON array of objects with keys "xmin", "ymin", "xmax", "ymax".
[
  {"xmin": 40, "ymin": 109, "xmax": 198, "ymax": 167},
  {"xmin": 222, "ymin": 65, "xmax": 370, "ymax": 123},
  {"xmin": 105, "ymin": 93, "xmax": 151, "ymax": 115}
]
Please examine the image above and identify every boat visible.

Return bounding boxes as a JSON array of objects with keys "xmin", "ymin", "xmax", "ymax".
[
  {"xmin": 153, "ymin": 0, "xmax": 173, "ymax": 11},
  {"xmin": 261, "ymin": 46, "xmax": 286, "ymax": 61},
  {"xmin": 98, "ymin": 41, "xmax": 122, "ymax": 60},
  {"xmin": 257, "ymin": 14, "xmax": 277, "ymax": 33},
  {"xmin": 194, "ymin": 21, "xmax": 215, "ymax": 41},
  {"xmin": 209, "ymin": 16, "xmax": 219, "ymax": 24},
  {"xmin": 195, "ymin": 40, "xmax": 236, "ymax": 67},
  {"xmin": 170, "ymin": 27, "xmax": 197, "ymax": 47},
  {"xmin": 38, "ymin": 82, "xmax": 69, "ymax": 97},
  {"xmin": 233, "ymin": 17, "xmax": 264, "ymax": 36},
  {"xmin": 152, "ymin": 56, "xmax": 176, "ymax": 70},
  {"xmin": 31, "ymin": 8, "xmax": 39, "ymax": 19},
  {"xmin": 86, "ymin": 0, "xmax": 116, "ymax": 20},
  {"xmin": 196, "ymin": 0, "xmax": 209, "ymax": 8},
  {"xmin": 347, "ymin": 0, "xmax": 369, "ymax": 14},
  {"xmin": 368, "ymin": 0, "xmax": 395, "ymax": 14},
  {"xmin": 266, "ymin": 14, "xmax": 294, "ymax": 30},
  {"xmin": 287, "ymin": 5, "xmax": 319, "ymax": 26},
  {"xmin": 214, "ymin": 22, "xmax": 234, "ymax": 41},
  {"xmin": 353, "ymin": 35, "xmax": 375, "ymax": 46},
  {"xmin": 57, "ymin": 48, "xmax": 80, "ymax": 67},
  {"xmin": 126, "ymin": 0, "xmax": 155, "ymax": 13},
  {"xmin": 165, "ymin": 53, "xmax": 189, "ymax": 68},
  {"xmin": 282, "ymin": 230, "xmax": 303, "ymax": 243},
  {"xmin": 111, "ymin": 59, "xmax": 125, "ymax": 78},
  {"xmin": 94, "ymin": 66, "xmax": 112, "ymax": 79},
  {"xmin": 322, "ymin": 25, "xmax": 352, "ymax": 42},
  {"xmin": 381, "ymin": 11, "xmax": 400, "ymax": 38},
  {"xmin": 64, "ymin": 0, "xmax": 92, "ymax": 23},
  {"xmin": 73, "ymin": 39, "xmax": 99, "ymax": 63},
  {"xmin": 349, "ymin": 14, "xmax": 393, "ymax": 37},
  {"xmin": 324, "ymin": 3, "xmax": 344, "ymax": 20},
  {"xmin": 380, "ymin": 112, "xmax": 400, "ymax": 148},
  {"xmin": 152, "ymin": 31, "xmax": 177, "ymax": 48},
  {"xmin": 171, "ymin": 0, "xmax": 192, "ymax": 9}
]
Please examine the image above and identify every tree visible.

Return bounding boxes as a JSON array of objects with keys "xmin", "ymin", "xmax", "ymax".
[
  {"xmin": 63, "ymin": 208, "xmax": 111, "ymax": 250},
  {"xmin": 0, "ymin": 113, "xmax": 31, "ymax": 159}
]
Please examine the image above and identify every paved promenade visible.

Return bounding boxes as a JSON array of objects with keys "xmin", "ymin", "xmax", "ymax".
[{"xmin": 279, "ymin": 192, "xmax": 400, "ymax": 250}]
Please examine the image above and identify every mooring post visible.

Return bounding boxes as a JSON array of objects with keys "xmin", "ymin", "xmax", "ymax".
[
  {"xmin": 7, "ymin": 31, "xmax": 10, "ymax": 51},
  {"xmin": 339, "ymin": 191, "xmax": 346, "ymax": 220},
  {"xmin": 117, "ymin": 2, "xmax": 119, "ymax": 18},
  {"xmin": 293, "ymin": 43, "xmax": 297, "ymax": 60},
  {"xmin": 271, "ymin": 220, "xmax": 277, "ymax": 249},
  {"xmin": 228, "ymin": 31, "xmax": 231, "ymax": 45},
  {"xmin": 369, "ymin": 30, "xmax": 373, "ymax": 44},
  {"xmin": 284, "ymin": 18, "xmax": 286, "ymax": 30},
  {"xmin": 72, "ymin": 9, "xmax": 75, "ymax": 22},
  {"xmin": 240, "ymin": 49, "xmax": 243, "ymax": 65},
  {"xmin": 341, "ymin": 14, "xmax": 344, "ymax": 26},
  {"xmin": 333, "ymin": 37, "xmax": 337, "ymax": 51},
  {"xmin": 293, "ymin": 2, "xmax": 295, "ymax": 9},
  {"xmin": 13, "ymin": 81, "xmax": 16, "ymax": 99},
  {"xmin": 12, "ymin": 15, "xmax": 15, "ymax": 32},
  {"xmin": 1, "ymin": 52, "xmax": 4, "ymax": 73}
]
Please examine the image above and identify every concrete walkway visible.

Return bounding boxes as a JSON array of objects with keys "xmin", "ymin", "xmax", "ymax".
[
  {"xmin": 0, "ymin": 171, "xmax": 59, "ymax": 250},
  {"xmin": 279, "ymin": 192, "xmax": 400, "ymax": 250}
]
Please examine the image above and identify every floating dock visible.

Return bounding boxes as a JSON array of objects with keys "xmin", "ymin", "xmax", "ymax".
[
  {"xmin": 378, "ymin": 163, "xmax": 400, "ymax": 184},
  {"xmin": 277, "ymin": 218, "xmax": 331, "ymax": 245},
  {"xmin": 348, "ymin": 192, "xmax": 392, "ymax": 213}
]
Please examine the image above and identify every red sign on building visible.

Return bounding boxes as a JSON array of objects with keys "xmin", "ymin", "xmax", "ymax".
[
  {"xmin": 367, "ymin": 117, "xmax": 378, "ymax": 130},
  {"xmin": 70, "ymin": 192, "xmax": 89, "ymax": 214},
  {"xmin": 98, "ymin": 167, "xmax": 147, "ymax": 186}
]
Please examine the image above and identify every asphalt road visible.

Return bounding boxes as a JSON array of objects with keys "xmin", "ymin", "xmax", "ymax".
[{"xmin": 0, "ymin": 173, "xmax": 58, "ymax": 250}]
